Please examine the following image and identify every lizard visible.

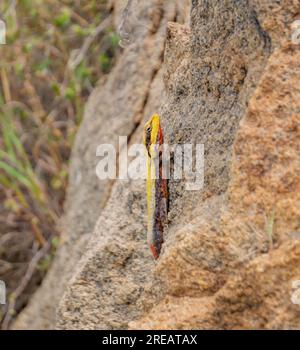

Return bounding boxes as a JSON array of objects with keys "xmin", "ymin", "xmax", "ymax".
[{"xmin": 143, "ymin": 114, "xmax": 168, "ymax": 259}]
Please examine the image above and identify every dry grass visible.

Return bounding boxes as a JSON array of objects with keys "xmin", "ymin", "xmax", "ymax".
[{"xmin": 0, "ymin": 0, "xmax": 120, "ymax": 328}]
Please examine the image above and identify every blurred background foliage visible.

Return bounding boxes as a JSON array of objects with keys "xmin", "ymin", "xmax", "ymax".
[{"xmin": 0, "ymin": 0, "xmax": 119, "ymax": 328}]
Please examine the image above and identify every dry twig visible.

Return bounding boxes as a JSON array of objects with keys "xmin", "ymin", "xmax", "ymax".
[
  {"xmin": 1, "ymin": 240, "xmax": 51, "ymax": 330},
  {"xmin": 68, "ymin": 15, "xmax": 112, "ymax": 70}
]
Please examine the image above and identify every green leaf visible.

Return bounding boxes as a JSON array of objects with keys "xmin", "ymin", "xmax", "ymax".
[
  {"xmin": 109, "ymin": 32, "xmax": 120, "ymax": 48},
  {"xmin": 99, "ymin": 53, "xmax": 110, "ymax": 73},
  {"xmin": 75, "ymin": 62, "xmax": 91, "ymax": 82},
  {"xmin": 0, "ymin": 160, "xmax": 32, "ymax": 189},
  {"xmin": 54, "ymin": 8, "xmax": 71, "ymax": 28}
]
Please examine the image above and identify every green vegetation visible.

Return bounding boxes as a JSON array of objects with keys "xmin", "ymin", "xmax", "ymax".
[{"xmin": 0, "ymin": 0, "xmax": 120, "ymax": 328}]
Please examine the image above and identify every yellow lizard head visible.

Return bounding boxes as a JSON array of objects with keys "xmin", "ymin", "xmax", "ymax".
[{"xmin": 143, "ymin": 114, "xmax": 162, "ymax": 158}]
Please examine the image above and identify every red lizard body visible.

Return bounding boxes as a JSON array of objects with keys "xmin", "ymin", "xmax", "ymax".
[{"xmin": 143, "ymin": 114, "xmax": 168, "ymax": 259}]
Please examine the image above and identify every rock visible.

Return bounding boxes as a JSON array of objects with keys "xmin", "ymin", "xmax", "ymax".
[
  {"xmin": 13, "ymin": 0, "xmax": 190, "ymax": 330},
  {"xmin": 130, "ymin": 240, "xmax": 300, "ymax": 330},
  {"xmin": 130, "ymin": 35, "xmax": 300, "ymax": 330},
  {"xmin": 14, "ymin": 0, "xmax": 300, "ymax": 330}
]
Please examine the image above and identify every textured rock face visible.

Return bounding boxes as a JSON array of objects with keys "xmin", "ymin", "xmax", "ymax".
[
  {"xmin": 13, "ymin": 0, "xmax": 190, "ymax": 330},
  {"xmin": 130, "ymin": 42, "xmax": 300, "ymax": 330},
  {"xmin": 14, "ymin": 0, "xmax": 300, "ymax": 330}
]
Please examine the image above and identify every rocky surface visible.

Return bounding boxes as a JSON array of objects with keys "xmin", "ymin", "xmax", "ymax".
[
  {"xmin": 13, "ymin": 0, "xmax": 190, "ymax": 330},
  {"xmin": 130, "ymin": 41, "xmax": 300, "ymax": 330},
  {"xmin": 14, "ymin": 0, "xmax": 300, "ymax": 330}
]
